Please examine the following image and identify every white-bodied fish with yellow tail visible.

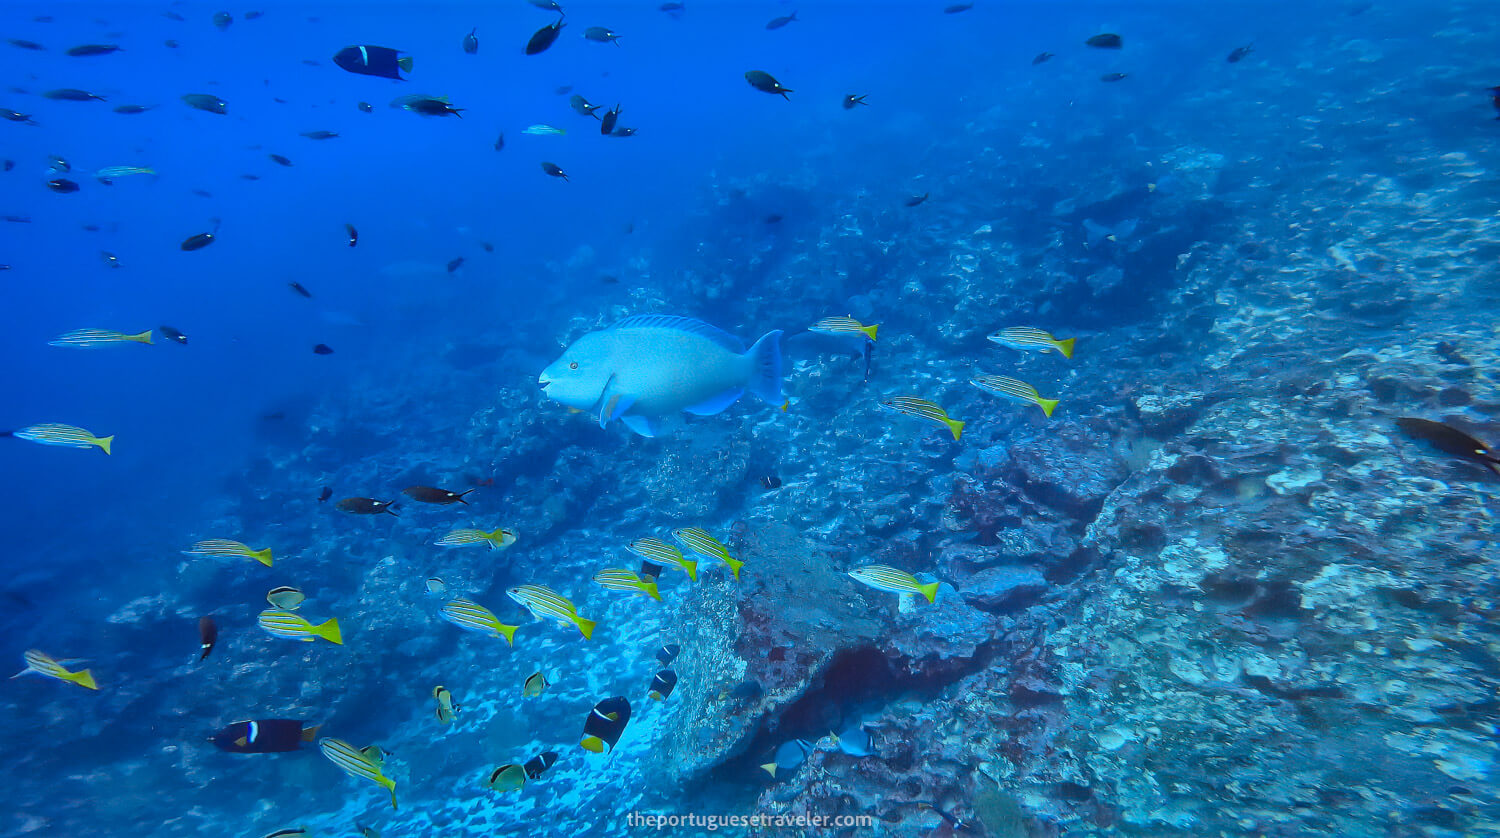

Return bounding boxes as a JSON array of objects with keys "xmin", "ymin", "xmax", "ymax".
[
  {"xmin": 433, "ymin": 527, "xmax": 517, "ymax": 550},
  {"xmin": 439, "ymin": 597, "xmax": 519, "ymax": 645},
  {"xmin": 987, "ymin": 326, "xmax": 1074, "ymax": 359},
  {"xmin": 13, "ymin": 649, "xmax": 97, "ymax": 690},
  {"xmin": 593, "ymin": 568, "xmax": 662, "ymax": 600},
  {"xmin": 48, "ymin": 328, "xmax": 154, "ymax": 348},
  {"xmin": 879, "ymin": 396, "xmax": 964, "ymax": 440},
  {"xmin": 809, "ymin": 315, "xmax": 878, "ymax": 342},
  {"xmin": 319, "ymin": 737, "xmax": 398, "ymax": 808},
  {"xmin": 627, "ymin": 537, "xmax": 697, "ymax": 581},
  {"xmin": 507, "ymin": 584, "xmax": 596, "ymax": 639},
  {"xmin": 970, "ymin": 374, "xmax": 1059, "ymax": 417},
  {"xmin": 4, "ymin": 423, "xmax": 113, "ymax": 454},
  {"xmin": 185, "ymin": 539, "xmax": 273, "ymax": 567},
  {"xmin": 848, "ymin": 564, "xmax": 941, "ymax": 603},
  {"xmin": 257, "ymin": 610, "xmax": 342, "ymax": 644},
  {"xmin": 671, "ymin": 527, "xmax": 745, "ymax": 580}
]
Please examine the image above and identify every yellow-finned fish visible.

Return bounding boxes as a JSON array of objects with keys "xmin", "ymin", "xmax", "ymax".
[
  {"xmin": 433, "ymin": 527, "xmax": 517, "ymax": 550},
  {"xmin": 507, "ymin": 585, "xmax": 596, "ymax": 639},
  {"xmin": 5, "ymin": 423, "xmax": 113, "ymax": 454},
  {"xmin": 258, "ymin": 610, "xmax": 343, "ymax": 644},
  {"xmin": 987, "ymin": 326, "xmax": 1074, "ymax": 359},
  {"xmin": 848, "ymin": 564, "xmax": 940, "ymax": 603},
  {"xmin": 970, "ymin": 374, "xmax": 1059, "ymax": 418},
  {"xmin": 671, "ymin": 527, "xmax": 745, "ymax": 580},
  {"xmin": 319, "ymin": 738, "xmax": 398, "ymax": 809},
  {"xmin": 522, "ymin": 124, "xmax": 565, "ymax": 135},
  {"xmin": 626, "ymin": 537, "xmax": 697, "ymax": 581},
  {"xmin": 810, "ymin": 316, "xmax": 878, "ymax": 342},
  {"xmin": 485, "ymin": 763, "xmax": 526, "ymax": 792},
  {"xmin": 93, "ymin": 165, "xmax": 156, "ymax": 181},
  {"xmin": 433, "ymin": 685, "xmax": 460, "ymax": 724},
  {"xmin": 13, "ymin": 649, "xmax": 97, "ymax": 690},
  {"xmin": 266, "ymin": 586, "xmax": 304, "ymax": 609},
  {"xmin": 439, "ymin": 597, "xmax": 519, "ymax": 645},
  {"xmin": 185, "ymin": 539, "xmax": 273, "ymax": 567},
  {"xmin": 879, "ymin": 396, "xmax": 964, "ymax": 440},
  {"xmin": 522, "ymin": 671, "xmax": 549, "ymax": 698},
  {"xmin": 48, "ymin": 328, "xmax": 154, "ymax": 348},
  {"xmin": 593, "ymin": 568, "xmax": 662, "ymax": 601}
]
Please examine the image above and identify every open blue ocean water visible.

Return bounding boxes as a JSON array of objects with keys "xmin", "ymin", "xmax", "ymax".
[{"xmin": 4, "ymin": 1, "xmax": 1500, "ymax": 836}]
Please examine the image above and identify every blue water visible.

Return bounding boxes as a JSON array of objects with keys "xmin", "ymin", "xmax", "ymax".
[{"xmin": 4, "ymin": 1, "xmax": 1500, "ymax": 836}]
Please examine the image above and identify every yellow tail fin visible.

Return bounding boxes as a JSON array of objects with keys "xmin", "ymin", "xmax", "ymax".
[
  {"xmin": 644, "ymin": 580, "xmax": 661, "ymax": 601},
  {"xmin": 581, "ymin": 736, "xmax": 604, "ymax": 753},
  {"xmin": 497, "ymin": 624, "xmax": 518, "ymax": 646},
  {"xmin": 575, "ymin": 617, "xmax": 597, "ymax": 640},
  {"xmin": 94, "ymin": 435, "xmax": 114, "ymax": 455},
  {"xmin": 396, "ymin": 56, "xmax": 413, "ymax": 72},
  {"xmin": 381, "ymin": 777, "xmax": 398, "ymax": 809},
  {"xmin": 946, "ymin": 419, "xmax": 965, "ymax": 440},
  {"xmin": 252, "ymin": 547, "xmax": 273, "ymax": 567},
  {"xmin": 683, "ymin": 559, "xmax": 699, "ymax": 582},
  {"xmin": 69, "ymin": 668, "xmax": 98, "ymax": 690},
  {"xmin": 862, "ymin": 324, "xmax": 879, "ymax": 342},
  {"xmin": 1037, "ymin": 398, "xmax": 1058, "ymax": 418},
  {"xmin": 301, "ymin": 724, "xmax": 321, "ymax": 742},
  {"xmin": 131, "ymin": 330, "xmax": 154, "ymax": 345},
  {"xmin": 918, "ymin": 581, "xmax": 940, "ymax": 604},
  {"xmin": 760, "ymin": 763, "xmax": 777, "ymax": 777},
  {"xmin": 1054, "ymin": 337, "xmax": 1075, "ymax": 359},
  {"xmin": 722, "ymin": 556, "xmax": 744, "ymax": 581},
  {"xmin": 314, "ymin": 618, "xmax": 343, "ymax": 645}
]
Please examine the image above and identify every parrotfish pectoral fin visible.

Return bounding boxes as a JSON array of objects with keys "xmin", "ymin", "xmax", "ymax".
[
  {"xmin": 682, "ymin": 388, "xmax": 743, "ymax": 416},
  {"xmin": 619, "ymin": 414, "xmax": 659, "ymax": 437},
  {"xmin": 746, "ymin": 330, "xmax": 784, "ymax": 405},
  {"xmin": 597, "ymin": 375, "xmax": 636, "ymax": 428}
]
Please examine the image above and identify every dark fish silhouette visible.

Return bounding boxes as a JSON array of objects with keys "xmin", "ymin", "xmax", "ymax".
[
  {"xmin": 288, "ymin": 282, "xmax": 312, "ymax": 298},
  {"xmin": 402, "ymin": 486, "xmax": 474, "ymax": 504},
  {"xmin": 761, "ymin": 474, "xmax": 782, "ymax": 489},
  {"xmin": 66, "ymin": 44, "xmax": 121, "ymax": 56},
  {"xmin": 8, "ymin": 39, "xmax": 45, "ymax": 50},
  {"xmin": 269, "ymin": 153, "xmax": 293, "ymax": 167},
  {"xmin": 1489, "ymin": 87, "xmax": 1500, "ymax": 120},
  {"xmin": 494, "ymin": 131, "xmax": 505, "ymax": 151},
  {"xmin": 198, "ymin": 616, "xmax": 217, "ymax": 661},
  {"xmin": 1396, "ymin": 418, "xmax": 1500, "ymax": 474},
  {"xmin": 210, "ymin": 720, "xmax": 321, "ymax": 754},
  {"xmin": 745, "ymin": 70, "xmax": 791, "ymax": 98},
  {"xmin": 655, "ymin": 644, "xmax": 681, "ymax": 666},
  {"xmin": 648, "ymin": 670, "xmax": 677, "ymax": 700},
  {"xmin": 583, "ymin": 26, "xmax": 620, "ymax": 44},
  {"xmin": 943, "ymin": 3, "xmax": 973, "ymax": 12},
  {"xmin": 357, "ymin": 101, "xmax": 373, "ymax": 113},
  {"xmin": 182, "ymin": 93, "xmax": 227, "ymax": 114},
  {"xmin": 318, "ymin": 486, "xmax": 332, "ymax": 502},
  {"xmin": 542, "ymin": 161, "xmax": 568, "ymax": 181},
  {"xmin": 766, "ymin": 11, "xmax": 797, "ymax": 29},
  {"xmin": 463, "ymin": 28, "xmax": 478, "ymax": 54},
  {"xmin": 1032, "ymin": 51, "xmax": 1054, "ymax": 64},
  {"xmin": 904, "ymin": 193, "xmax": 929, "ymax": 207},
  {"xmin": 301, "ymin": 130, "xmax": 338, "ymax": 139},
  {"xmin": 333, "ymin": 45, "xmax": 412, "ymax": 80},
  {"xmin": 113, "ymin": 104, "xmax": 154, "ymax": 114},
  {"xmin": 570, "ymin": 94, "xmax": 602, "ymax": 118},
  {"xmin": 1100, "ymin": 72, "xmax": 1129, "ymax": 82},
  {"xmin": 446, "ymin": 257, "xmax": 464, "ymax": 273},
  {"xmin": 580, "ymin": 696, "xmax": 631, "ymax": 753},
  {"xmin": 842, "ymin": 94, "xmax": 867, "ymax": 109},
  {"xmin": 181, "ymin": 232, "xmax": 215, "ymax": 250},
  {"xmin": 345, "ymin": 224, "xmax": 357, "ymax": 247},
  {"xmin": 392, "ymin": 95, "xmax": 463, "ymax": 118},
  {"xmin": 1086, "ymin": 33, "xmax": 1122, "ymax": 48},
  {"xmin": 526, "ymin": 19, "xmax": 565, "ymax": 55},
  {"xmin": 45, "ymin": 88, "xmax": 107, "ymax": 101},
  {"xmin": 213, "ymin": 11, "xmax": 232, "ymax": 29},
  {"xmin": 1227, "ymin": 44, "xmax": 1254, "ymax": 62},
  {"xmin": 523, "ymin": 751, "xmax": 559, "ymax": 779},
  {"xmin": 600, "ymin": 104, "xmax": 621, "ymax": 134},
  {"xmin": 336, "ymin": 497, "xmax": 398, "ymax": 515},
  {"xmin": 1, "ymin": 110, "xmax": 35, "ymax": 123},
  {"xmin": 160, "ymin": 325, "xmax": 188, "ymax": 344},
  {"xmin": 313, "ymin": 343, "xmax": 334, "ymax": 355}
]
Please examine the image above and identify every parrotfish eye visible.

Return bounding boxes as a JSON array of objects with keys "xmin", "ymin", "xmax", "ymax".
[{"xmin": 569, "ymin": 361, "xmax": 579, "ymax": 370}]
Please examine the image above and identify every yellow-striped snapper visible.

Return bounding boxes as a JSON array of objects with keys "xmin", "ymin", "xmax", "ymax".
[
  {"xmin": 439, "ymin": 597, "xmax": 518, "ymax": 645},
  {"xmin": 627, "ymin": 537, "xmax": 697, "ymax": 581},
  {"xmin": 258, "ymin": 610, "xmax": 342, "ymax": 644},
  {"xmin": 185, "ymin": 539, "xmax": 273, "ymax": 567},
  {"xmin": 987, "ymin": 326, "xmax": 1074, "ymax": 359},
  {"xmin": 593, "ymin": 568, "xmax": 662, "ymax": 601},
  {"xmin": 848, "ymin": 564, "xmax": 940, "ymax": 603},
  {"xmin": 48, "ymin": 328, "xmax": 153, "ymax": 348},
  {"xmin": 4, "ymin": 423, "xmax": 113, "ymax": 454},
  {"xmin": 507, "ymin": 585, "xmax": 596, "ymax": 639},
  {"xmin": 809, "ymin": 316, "xmax": 878, "ymax": 342},
  {"xmin": 433, "ymin": 527, "xmax": 517, "ymax": 550},
  {"xmin": 879, "ymin": 396, "xmax": 964, "ymax": 440},
  {"xmin": 670, "ymin": 527, "xmax": 745, "ymax": 580},
  {"xmin": 970, "ymin": 374, "xmax": 1059, "ymax": 418},
  {"xmin": 319, "ymin": 737, "xmax": 397, "ymax": 809},
  {"xmin": 13, "ymin": 649, "xmax": 97, "ymax": 690}
]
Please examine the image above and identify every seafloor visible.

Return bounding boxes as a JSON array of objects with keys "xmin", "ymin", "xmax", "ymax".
[{"xmin": 7, "ymin": 9, "xmax": 1500, "ymax": 838}]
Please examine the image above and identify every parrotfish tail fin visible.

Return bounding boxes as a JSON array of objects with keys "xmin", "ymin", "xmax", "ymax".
[
  {"xmin": 760, "ymin": 763, "xmax": 777, "ymax": 777},
  {"xmin": 253, "ymin": 548, "xmax": 273, "ymax": 567},
  {"xmin": 862, "ymin": 324, "xmax": 878, "ymax": 342},
  {"xmin": 945, "ymin": 419, "xmax": 965, "ymax": 440},
  {"xmin": 133, "ymin": 330, "xmax": 154, "ymax": 345},
  {"xmin": 396, "ymin": 56, "xmax": 413, "ymax": 72},
  {"xmin": 918, "ymin": 581, "xmax": 940, "ymax": 604},
  {"xmin": 644, "ymin": 579, "xmax": 661, "ymax": 601},
  {"xmin": 69, "ymin": 668, "xmax": 99, "ymax": 690},
  {"xmin": 575, "ymin": 617, "xmax": 597, "ymax": 640},
  {"xmin": 498, "ymin": 624, "xmax": 518, "ymax": 646},
  {"xmin": 683, "ymin": 559, "xmax": 699, "ymax": 582},
  {"xmin": 314, "ymin": 618, "xmax": 343, "ymax": 645},
  {"xmin": 1055, "ymin": 337, "xmax": 1075, "ymax": 359},
  {"xmin": 722, "ymin": 556, "xmax": 744, "ymax": 581},
  {"xmin": 1038, "ymin": 398, "xmax": 1059, "ymax": 419},
  {"xmin": 581, "ymin": 736, "xmax": 604, "ymax": 753},
  {"xmin": 301, "ymin": 724, "xmax": 321, "ymax": 742},
  {"xmin": 95, "ymin": 435, "xmax": 114, "ymax": 455},
  {"xmin": 746, "ymin": 330, "xmax": 784, "ymax": 405}
]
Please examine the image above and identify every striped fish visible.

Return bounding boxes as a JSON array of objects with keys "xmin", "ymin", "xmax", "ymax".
[
  {"xmin": 809, "ymin": 316, "xmax": 878, "ymax": 342},
  {"xmin": 47, "ymin": 328, "xmax": 154, "ymax": 348},
  {"xmin": 848, "ymin": 565, "xmax": 940, "ymax": 603},
  {"xmin": 507, "ymin": 585, "xmax": 596, "ymax": 640},
  {"xmin": 593, "ymin": 568, "xmax": 662, "ymax": 601},
  {"xmin": 433, "ymin": 527, "xmax": 517, "ymax": 550},
  {"xmin": 987, "ymin": 326, "xmax": 1074, "ymax": 359},
  {"xmin": 185, "ymin": 539, "xmax": 273, "ymax": 567},
  {"xmin": 7, "ymin": 423, "xmax": 113, "ymax": 454},
  {"xmin": 93, "ymin": 166, "xmax": 155, "ymax": 180},
  {"xmin": 438, "ymin": 597, "xmax": 518, "ymax": 645},
  {"xmin": 14, "ymin": 649, "xmax": 97, "ymax": 690},
  {"xmin": 970, "ymin": 374, "xmax": 1059, "ymax": 418},
  {"xmin": 257, "ymin": 610, "xmax": 342, "ymax": 644},
  {"xmin": 879, "ymin": 396, "xmax": 964, "ymax": 440},
  {"xmin": 319, "ymin": 738, "xmax": 398, "ymax": 809},
  {"xmin": 671, "ymin": 527, "xmax": 745, "ymax": 580},
  {"xmin": 627, "ymin": 537, "xmax": 697, "ymax": 581}
]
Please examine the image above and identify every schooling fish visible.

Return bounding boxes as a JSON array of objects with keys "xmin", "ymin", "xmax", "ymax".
[
  {"xmin": 66, "ymin": 44, "xmax": 121, "ymax": 56},
  {"xmin": 391, "ymin": 95, "xmax": 463, "ymax": 117},
  {"xmin": 880, "ymin": 395, "xmax": 964, "ymax": 439},
  {"xmin": 525, "ymin": 19, "xmax": 566, "ymax": 55},
  {"xmin": 433, "ymin": 685, "xmax": 460, "ymax": 724},
  {"xmin": 766, "ymin": 11, "xmax": 798, "ymax": 29},
  {"xmin": 848, "ymin": 564, "xmax": 940, "ymax": 603},
  {"xmin": 655, "ymin": 643, "xmax": 681, "ymax": 666},
  {"xmin": 336, "ymin": 497, "xmax": 398, "ymax": 515},
  {"xmin": 745, "ymin": 70, "xmax": 792, "ymax": 98},
  {"xmin": 289, "ymin": 282, "xmax": 312, "ymax": 297},
  {"xmin": 1, "ymin": 110, "xmax": 35, "ymax": 123},
  {"xmin": 485, "ymin": 764, "xmax": 526, "ymax": 793},
  {"xmin": 439, "ymin": 597, "xmax": 519, "ymax": 644},
  {"xmin": 94, "ymin": 165, "xmax": 155, "ymax": 181},
  {"xmin": 181, "ymin": 231, "xmax": 216, "ymax": 250},
  {"xmin": 49, "ymin": 329, "xmax": 153, "ymax": 348},
  {"xmin": 671, "ymin": 527, "xmax": 744, "ymax": 579},
  {"xmin": 541, "ymin": 161, "xmax": 568, "ymax": 181},
  {"xmin": 210, "ymin": 719, "xmax": 320, "ymax": 753},
  {"xmin": 345, "ymin": 223, "xmax": 357, "ymax": 246},
  {"xmin": 627, "ymin": 537, "xmax": 696, "ymax": 581},
  {"xmin": 648, "ymin": 669, "xmax": 677, "ymax": 700},
  {"xmin": 1227, "ymin": 44, "xmax": 1254, "ymax": 63},
  {"xmin": 943, "ymin": 2, "xmax": 973, "ymax": 12},
  {"xmin": 600, "ymin": 104, "xmax": 621, "ymax": 135},
  {"xmin": 320, "ymin": 738, "xmax": 398, "ymax": 809},
  {"xmin": 403, "ymin": 486, "xmax": 474, "ymax": 504},
  {"xmin": 462, "ymin": 28, "xmax": 478, "ymax": 54},
  {"xmin": 47, "ymin": 179, "xmax": 79, "ymax": 193},
  {"xmin": 523, "ymin": 671, "xmax": 549, "ymax": 697},
  {"xmin": 45, "ymin": 89, "xmax": 107, "ymax": 101},
  {"xmin": 186, "ymin": 539, "xmax": 273, "ymax": 566},
  {"xmin": 523, "ymin": 751, "xmax": 558, "ymax": 779},
  {"xmin": 446, "ymin": 257, "xmax": 464, "ymax": 273},
  {"xmin": 13, "ymin": 649, "xmax": 97, "ymax": 690},
  {"xmin": 1032, "ymin": 51, "xmax": 1054, "ymax": 64},
  {"xmin": 434, "ymin": 527, "xmax": 516, "ymax": 550},
  {"xmin": 4, "ymin": 423, "xmax": 113, "ymax": 454},
  {"xmin": 810, "ymin": 316, "xmax": 877, "ymax": 342},
  {"xmin": 987, "ymin": 326, "xmax": 1074, "ymax": 358},
  {"xmin": 580, "ymin": 696, "xmax": 631, "ymax": 753},
  {"xmin": 583, "ymin": 26, "xmax": 620, "ymax": 44},
  {"xmin": 313, "ymin": 344, "xmax": 335, "ymax": 355},
  {"xmin": 508, "ymin": 585, "xmax": 596, "ymax": 639},
  {"xmin": 570, "ymin": 94, "xmax": 602, "ymax": 118},
  {"xmin": 182, "ymin": 93, "xmax": 227, "ymax": 114},
  {"xmin": 1086, "ymin": 33, "xmax": 1122, "ymax": 48},
  {"xmin": 538, "ymin": 315, "xmax": 783, "ymax": 438},
  {"xmin": 266, "ymin": 586, "xmax": 305, "ymax": 610},
  {"xmin": 842, "ymin": 94, "xmax": 868, "ymax": 109},
  {"xmin": 333, "ymin": 45, "xmax": 412, "ymax": 80},
  {"xmin": 268, "ymin": 154, "xmax": 293, "ymax": 167},
  {"xmin": 159, "ymin": 325, "xmax": 188, "ymax": 344},
  {"xmin": 301, "ymin": 130, "xmax": 339, "ymax": 139},
  {"xmin": 358, "ymin": 101, "xmax": 373, "ymax": 113},
  {"xmin": 198, "ymin": 615, "xmax": 218, "ymax": 661},
  {"xmin": 1395, "ymin": 417, "xmax": 1500, "ymax": 474},
  {"xmin": 258, "ymin": 610, "xmax": 343, "ymax": 644},
  {"xmin": 970, "ymin": 374, "xmax": 1058, "ymax": 417},
  {"xmin": 593, "ymin": 568, "xmax": 662, "ymax": 601},
  {"xmin": 523, "ymin": 124, "xmax": 566, "ymax": 135}
]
